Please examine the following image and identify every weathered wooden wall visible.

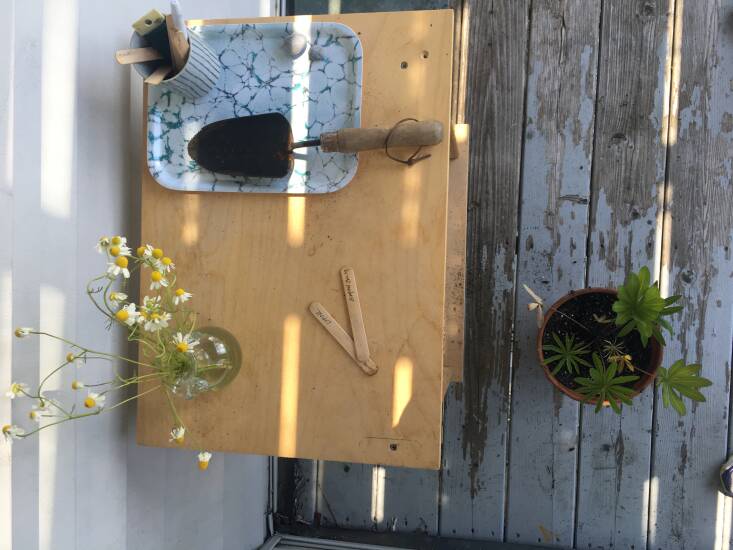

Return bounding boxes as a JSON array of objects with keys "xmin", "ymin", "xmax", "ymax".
[
  {"xmin": 282, "ymin": 0, "xmax": 733, "ymax": 548},
  {"xmin": 0, "ymin": 2, "xmax": 271, "ymax": 550}
]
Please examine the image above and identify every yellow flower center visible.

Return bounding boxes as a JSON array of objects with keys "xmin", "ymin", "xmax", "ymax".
[
  {"xmin": 66, "ymin": 352, "xmax": 75, "ymax": 362},
  {"xmin": 109, "ymin": 245, "xmax": 121, "ymax": 257},
  {"xmin": 2, "ymin": 424, "xmax": 11, "ymax": 434},
  {"xmin": 111, "ymin": 236, "xmax": 122, "ymax": 245},
  {"xmin": 151, "ymin": 313, "xmax": 160, "ymax": 321},
  {"xmin": 152, "ymin": 248, "xmax": 163, "ymax": 259},
  {"xmin": 29, "ymin": 410, "xmax": 38, "ymax": 420},
  {"xmin": 176, "ymin": 342, "xmax": 189, "ymax": 353},
  {"xmin": 137, "ymin": 246, "xmax": 146, "ymax": 257},
  {"xmin": 84, "ymin": 397, "xmax": 96, "ymax": 408},
  {"xmin": 115, "ymin": 256, "xmax": 128, "ymax": 268},
  {"xmin": 151, "ymin": 271, "xmax": 163, "ymax": 282},
  {"xmin": 175, "ymin": 435, "xmax": 184, "ymax": 444},
  {"xmin": 198, "ymin": 460, "xmax": 209, "ymax": 471},
  {"xmin": 175, "ymin": 288, "xmax": 185, "ymax": 296},
  {"xmin": 162, "ymin": 257, "xmax": 172, "ymax": 265},
  {"xmin": 139, "ymin": 311, "xmax": 147, "ymax": 319},
  {"xmin": 116, "ymin": 310, "xmax": 129, "ymax": 322},
  {"xmin": 72, "ymin": 381, "xmax": 83, "ymax": 390}
]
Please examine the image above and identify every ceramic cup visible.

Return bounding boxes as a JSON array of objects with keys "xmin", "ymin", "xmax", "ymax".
[{"xmin": 130, "ymin": 30, "xmax": 222, "ymax": 100}]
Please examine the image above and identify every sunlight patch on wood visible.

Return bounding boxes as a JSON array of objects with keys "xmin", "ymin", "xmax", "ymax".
[
  {"xmin": 392, "ymin": 356, "xmax": 413, "ymax": 428},
  {"xmin": 287, "ymin": 196, "xmax": 306, "ymax": 248},
  {"xmin": 278, "ymin": 314, "xmax": 301, "ymax": 456}
]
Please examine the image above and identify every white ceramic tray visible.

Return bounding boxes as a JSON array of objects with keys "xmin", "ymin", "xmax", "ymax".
[{"xmin": 147, "ymin": 22, "xmax": 363, "ymax": 194}]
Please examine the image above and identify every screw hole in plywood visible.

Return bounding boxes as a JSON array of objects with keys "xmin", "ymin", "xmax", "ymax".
[
  {"xmin": 389, "ymin": 443, "xmax": 398, "ymax": 451},
  {"xmin": 400, "ymin": 61, "xmax": 408, "ymax": 69},
  {"xmin": 421, "ymin": 50, "xmax": 429, "ymax": 59}
]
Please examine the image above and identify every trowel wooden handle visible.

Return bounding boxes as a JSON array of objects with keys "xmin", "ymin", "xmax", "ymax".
[{"xmin": 319, "ymin": 120, "xmax": 443, "ymax": 153}]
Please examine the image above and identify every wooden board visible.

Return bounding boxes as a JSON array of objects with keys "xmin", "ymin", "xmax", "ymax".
[
  {"xmin": 575, "ymin": 2, "xmax": 674, "ymax": 548},
  {"xmin": 137, "ymin": 10, "xmax": 454, "ymax": 470},
  {"xmin": 310, "ymin": 123, "xmax": 468, "ymax": 535},
  {"xmin": 651, "ymin": 1, "xmax": 733, "ymax": 547},
  {"xmin": 443, "ymin": 123, "xmax": 469, "ymax": 392},
  {"xmin": 504, "ymin": 1, "xmax": 600, "ymax": 546},
  {"xmin": 439, "ymin": 0, "xmax": 530, "ymax": 538}
]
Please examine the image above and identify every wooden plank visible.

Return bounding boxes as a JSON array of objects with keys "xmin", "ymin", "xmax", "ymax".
[
  {"xmin": 439, "ymin": 0, "xmax": 530, "ymax": 538},
  {"xmin": 505, "ymin": 1, "xmax": 600, "ymax": 547},
  {"xmin": 650, "ymin": 0, "xmax": 733, "ymax": 548},
  {"xmin": 574, "ymin": 1, "xmax": 674, "ymax": 548},
  {"xmin": 307, "ymin": 123, "xmax": 467, "ymax": 536},
  {"xmin": 444, "ymin": 123, "xmax": 469, "ymax": 391},
  {"xmin": 137, "ymin": 10, "xmax": 454, "ymax": 469}
]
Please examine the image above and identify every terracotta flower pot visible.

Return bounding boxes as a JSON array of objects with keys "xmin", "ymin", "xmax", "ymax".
[{"xmin": 536, "ymin": 288, "xmax": 664, "ymax": 406}]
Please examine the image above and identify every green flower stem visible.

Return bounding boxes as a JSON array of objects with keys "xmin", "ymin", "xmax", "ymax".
[
  {"xmin": 19, "ymin": 410, "xmax": 102, "ymax": 438},
  {"xmin": 104, "ymin": 384, "xmax": 162, "ymax": 412},
  {"xmin": 164, "ymin": 388, "xmax": 185, "ymax": 429}
]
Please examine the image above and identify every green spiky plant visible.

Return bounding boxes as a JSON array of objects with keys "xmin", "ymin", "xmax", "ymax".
[
  {"xmin": 529, "ymin": 266, "xmax": 714, "ymax": 417},
  {"xmin": 656, "ymin": 360, "xmax": 713, "ymax": 415},
  {"xmin": 612, "ymin": 266, "xmax": 682, "ymax": 347},
  {"xmin": 542, "ymin": 333, "xmax": 591, "ymax": 375},
  {"xmin": 574, "ymin": 353, "xmax": 640, "ymax": 413}
]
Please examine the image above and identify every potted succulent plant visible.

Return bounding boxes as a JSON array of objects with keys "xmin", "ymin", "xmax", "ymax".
[{"xmin": 526, "ymin": 267, "xmax": 712, "ymax": 415}]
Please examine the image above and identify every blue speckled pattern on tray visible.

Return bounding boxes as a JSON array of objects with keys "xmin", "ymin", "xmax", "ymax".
[{"xmin": 147, "ymin": 22, "xmax": 363, "ymax": 194}]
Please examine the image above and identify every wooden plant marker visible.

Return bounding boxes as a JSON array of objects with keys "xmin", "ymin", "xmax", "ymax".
[
  {"xmin": 340, "ymin": 267, "xmax": 370, "ymax": 362},
  {"xmin": 309, "ymin": 302, "xmax": 378, "ymax": 376},
  {"xmin": 165, "ymin": 14, "xmax": 190, "ymax": 73},
  {"xmin": 115, "ymin": 47, "xmax": 163, "ymax": 64},
  {"xmin": 144, "ymin": 65, "xmax": 172, "ymax": 85}
]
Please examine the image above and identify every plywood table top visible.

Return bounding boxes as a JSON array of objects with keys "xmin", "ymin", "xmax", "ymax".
[{"xmin": 137, "ymin": 10, "xmax": 453, "ymax": 469}]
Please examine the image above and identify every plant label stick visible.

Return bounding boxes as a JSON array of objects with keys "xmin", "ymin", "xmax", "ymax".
[
  {"xmin": 309, "ymin": 302, "xmax": 377, "ymax": 376},
  {"xmin": 340, "ymin": 267, "xmax": 370, "ymax": 362}
]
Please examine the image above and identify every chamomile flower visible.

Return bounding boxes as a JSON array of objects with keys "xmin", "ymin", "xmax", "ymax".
[
  {"xmin": 29, "ymin": 405, "xmax": 49, "ymax": 423},
  {"xmin": 6, "ymin": 382, "xmax": 29, "ymax": 399},
  {"xmin": 66, "ymin": 352, "xmax": 78, "ymax": 363},
  {"xmin": 116, "ymin": 303, "xmax": 140, "ymax": 326},
  {"xmin": 137, "ymin": 244, "xmax": 154, "ymax": 258},
  {"xmin": 108, "ymin": 243, "xmax": 132, "ymax": 258},
  {"xmin": 2, "ymin": 424, "xmax": 25, "ymax": 441},
  {"xmin": 156, "ymin": 256, "xmax": 175, "ymax": 273},
  {"xmin": 149, "ymin": 270, "xmax": 169, "ymax": 290},
  {"xmin": 14, "ymin": 327, "xmax": 33, "ymax": 338},
  {"xmin": 172, "ymin": 332, "xmax": 198, "ymax": 353},
  {"xmin": 84, "ymin": 392, "xmax": 106, "ymax": 410},
  {"xmin": 197, "ymin": 451, "xmax": 212, "ymax": 470},
  {"xmin": 151, "ymin": 248, "xmax": 164, "ymax": 260},
  {"xmin": 109, "ymin": 292, "xmax": 127, "ymax": 303},
  {"xmin": 107, "ymin": 256, "xmax": 130, "ymax": 279},
  {"xmin": 141, "ymin": 295, "xmax": 161, "ymax": 313},
  {"xmin": 169, "ymin": 426, "xmax": 185, "ymax": 444},
  {"xmin": 144, "ymin": 312, "xmax": 171, "ymax": 333},
  {"xmin": 95, "ymin": 236, "xmax": 111, "ymax": 254},
  {"xmin": 173, "ymin": 288, "xmax": 192, "ymax": 305},
  {"xmin": 71, "ymin": 380, "xmax": 84, "ymax": 390}
]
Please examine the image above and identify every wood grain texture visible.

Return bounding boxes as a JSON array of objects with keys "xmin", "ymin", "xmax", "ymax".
[
  {"xmin": 138, "ymin": 10, "xmax": 454, "ymax": 469},
  {"xmin": 650, "ymin": 1, "xmax": 733, "ymax": 548},
  {"xmin": 443, "ymin": 123, "xmax": 469, "ymax": 391},
  {"xmin": 575, "ymin": 1, "xmax": 674, "ymax": 548},
  {"xmin": 439, "ymin": 0, "xmax": 530, "ymax": 538},
  {"xmin": 504, "ymin": 1, "xmax": 600, "ymax": 547},
  {"xmin": 307, "ymin": 123, "xmax": 469, "ymax": 536}
]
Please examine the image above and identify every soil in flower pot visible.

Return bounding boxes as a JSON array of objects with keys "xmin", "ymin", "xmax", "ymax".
[{"xmin": 538, "ymin": 289, "xmax": 662, "ymax": 399}]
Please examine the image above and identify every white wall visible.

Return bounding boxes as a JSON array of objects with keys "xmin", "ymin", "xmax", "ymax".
[{"xmin": 0, "ymin": 2, "xmax": 274, "ymax": 549}]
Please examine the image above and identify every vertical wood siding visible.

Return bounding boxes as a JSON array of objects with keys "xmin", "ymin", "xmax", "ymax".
[
  {"xmin": 290, "ymin": 1, "xmax": 733, "ymax": 549},
  {"xmin": 1, "ymin": 2, "xmax": 271, "ymax": 550}
]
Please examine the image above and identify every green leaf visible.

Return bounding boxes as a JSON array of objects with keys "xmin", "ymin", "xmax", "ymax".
[
  {"xmin": 656, "ymin": 360, "xmax": 713, "ymax": 416},
  {"xmin": 542, "ymin": 332, "xmax": 591, "ymax": 376}
]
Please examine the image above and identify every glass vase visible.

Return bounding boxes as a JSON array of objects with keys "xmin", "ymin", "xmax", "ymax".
[{"xmin": 164, "ymin": 326, "xmax": 241, "ymax": 400}]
